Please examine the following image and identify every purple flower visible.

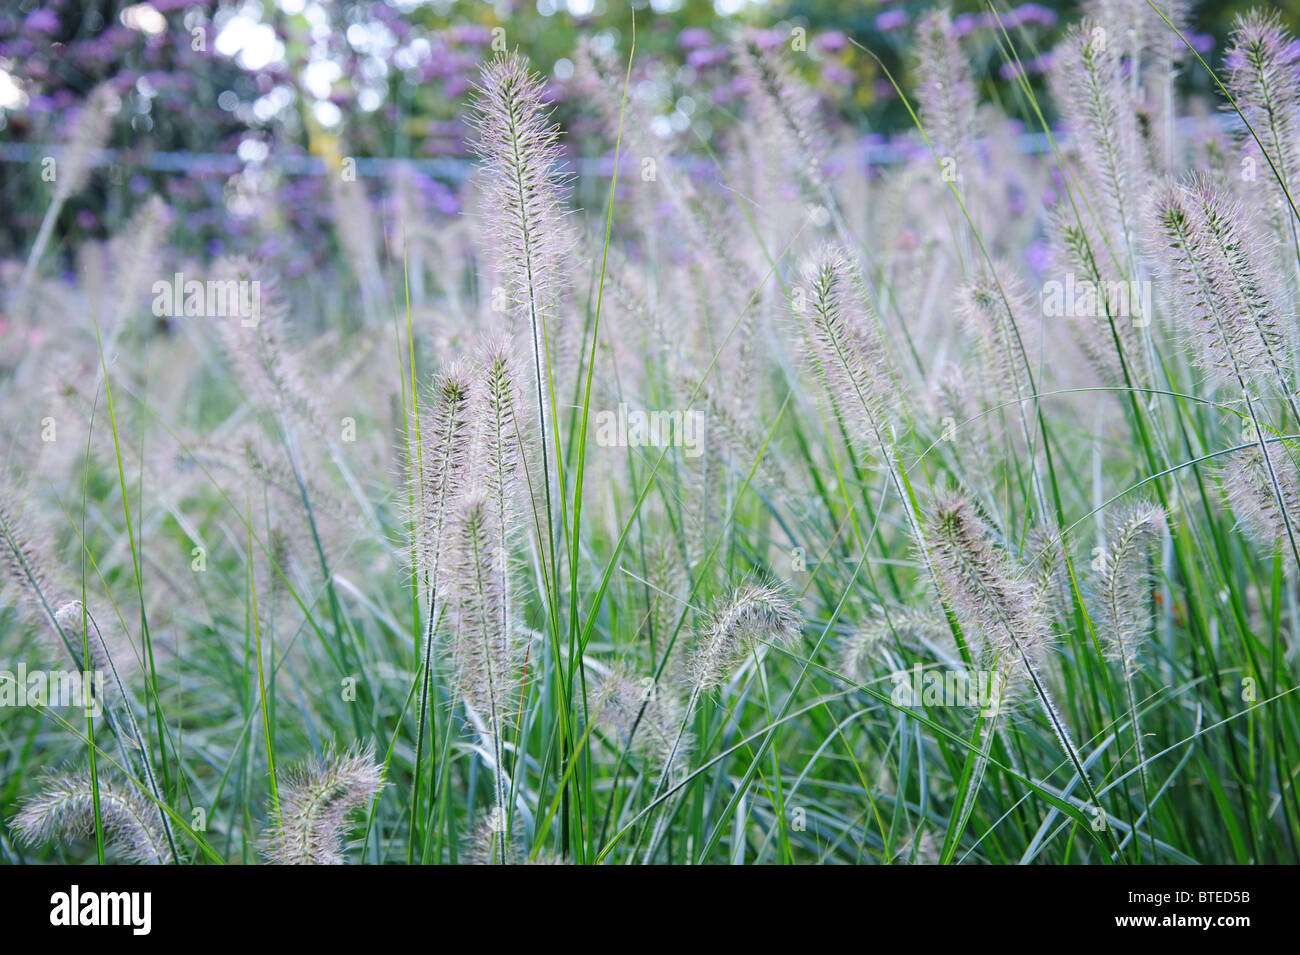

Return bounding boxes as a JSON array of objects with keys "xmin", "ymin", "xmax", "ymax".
[
  {"xmin": 449, "ymin": 24, "xmax": 492, "ymax": 46},
  {"xmin": 1025, "ymin": 240, "xmax": 1052, "ymax": 273},
  {"xmin": 24, "ymin": 9, "xmax": 59, "ymax": 34},
  {"xmin": 678, "ymin": 28, "xmax": 711, "ymax": 50},
  {"xmin": 821, "ymin": 63, "xmax": 854, "ymax": 87},
  {"xmin": 686, "ymin": 46, "xmax": 725, "ymax": 70},
  {"xmin": 1015, "ymin": 3, "xmax": 1057, "ymax": 28},
  {"xmin": 875, "ymin": 11, "xmax": 909, "ymax": 32},
  {"xmin": 816, "ymin": 31, "xmax": 847, "ymax": 54}
]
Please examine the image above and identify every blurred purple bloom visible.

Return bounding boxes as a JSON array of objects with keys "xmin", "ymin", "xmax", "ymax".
[
  {"xmin": 686, "ymin": 46, "xmax": 726, "ymax": 70},
  {"xmin": 816, "ymin": 30, "xmax": 847, "ymax": 54},
  {"xmin": 1015, "ymin": 3, "xmax": 1058, "ymax": 28},
  {"xmin": 875, "ymin": 11, "xmax": 909, "ymax": 32},
  {"xmin": 821, "ymin": 63, "xmax": 854, "ymax": 87},
  {"xmin": 24, "ymin": 9, "xmax": 59, "ymax": 33},
  {"xmin": 1025, "ymin": 240, "xmax": 1052, "ymax": 273},
  {"xmin": 449, "ymin": 24, "xmax": 492, "ymax": 46},
  {"xmin": 678, "ymin": 28, "xmax": 711, "ymax": 50}
]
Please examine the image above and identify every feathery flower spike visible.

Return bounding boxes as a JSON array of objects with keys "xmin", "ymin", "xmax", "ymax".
[
  {"xmin": 690, "ymin": 581, "xmax": 801, "ymax": 691},
  {"xmin": 12, "ymin": 772, "xmax": 171, "ymax": 865},
  {"xmin": 263, "ymin": 745, "xmax": 384, "ymax": 865}
]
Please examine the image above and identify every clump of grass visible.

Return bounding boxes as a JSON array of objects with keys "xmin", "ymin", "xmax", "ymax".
[{"xmin": 6, "ymin": 6, "xmax": 1300, "ymax": 867}]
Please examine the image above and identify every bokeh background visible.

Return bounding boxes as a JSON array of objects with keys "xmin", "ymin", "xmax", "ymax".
[{"xmin": 1, "ymin": 0, "xmax": 1295, "ymax": 296}]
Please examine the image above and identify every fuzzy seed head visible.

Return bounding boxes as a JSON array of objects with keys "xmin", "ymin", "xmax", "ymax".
[
  {"xmin": 1052, "ymin": 21, "xmax": 1145, "ymax": 242},
  {"xmin": 1097, "ymin": 503, "xmax": 1166, "ymax": 674},
  {"xmin": 1223, "ymin": 443, "xmax": 1300, "ymax": 552},
  {"xmin": 924, "ymin": 488, "xmax": 1048, "ymax": 682},
  {"xmin": 12, "ymin": 771, "xmax": 171, "ymax": 865},
  {"xmin": 690, "ymin": 581, "xmax": 801, "ymax": 691},
  {"xmin": 841, "ymin": 606, "xmax": 949, "ymax": 684},
  {"xmin": 55, "ymin": 84, "xmax": 115, "ymax": 202},
  {"xmin": 955, "ymin": 264, "xmax": 1033, "ymax": 405},
  {"xmin": 416, "ymin": 363, "xmax": 474, "ymax": 585},
  {"xmin": 913, "ymin": 8, "xmax": 978, "ymax": 173},
  {"xmin": 470, "ymin": 53, "xmax": 572, "ymax": 330},
  {"xmin": 262, "ymin": 745, "xmax": 384, "ymax": 865},
  {"xmin": 473, "ymin": 340, "xmax": 527, "ymax": 538},
  {"xmin": 595, "ymin": 664, "xmax": 692, "ymax": 779},
  {"xmin": 1147, "ymin": 177, "xmax": 1289, "ymax": 389},
  {"xmin": 1225, "ymin": 11, "xmax": 1300, "ymax": 199},
  {"xmin": 439, "ymin": 492, "xmax": 521, "ymax": 728},
  {"xmin": 734, "ymin": 35, "xmax": 827, "ymax": 195},
  {"xmin": 794, "ymin": 244, "xmax": 895, "ymax": 453}
]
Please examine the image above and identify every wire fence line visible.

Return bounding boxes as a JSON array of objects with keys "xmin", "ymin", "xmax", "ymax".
[
  {"xmin": 0, "ymin": 114, "xmax": 1234, "ymax": 186},
  {"xmin": 0, "ymin": 132, "xmax": 1052, "ymax": 181}
]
